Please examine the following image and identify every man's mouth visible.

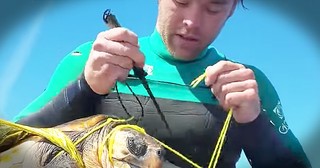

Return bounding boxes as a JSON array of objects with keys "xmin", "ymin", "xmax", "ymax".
[{"xmin": 177, "ymin": 34, "xmax": 199, "ymax": 42}]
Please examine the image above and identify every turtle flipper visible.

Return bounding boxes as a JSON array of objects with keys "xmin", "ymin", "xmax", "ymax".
[{"xmin": 0, "ymin": 121, "xmax": 34, "ymax": 152}]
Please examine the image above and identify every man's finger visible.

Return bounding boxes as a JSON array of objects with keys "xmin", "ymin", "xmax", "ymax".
[
  {"xmin": 219, "ymin": 80, "xmax": 258, "ymax": 104},
  {"xmin": 104, "ymin": 27, "xmax": 139, "ymax": 46},
  {"xmin": 93, "ymin": 40, "xmax": 145, "ymax": 68},
  {"xmin": 216, "ymin": 68, "xmax": 255, "ymax": 84},
  {"xmin": 92, "ymin": 51, "xmax": 134, "ymax": 70},
  {"xmin": 205, "ymin": 61, "xmax": 245, "ymax": 86},
  {"xmin": 225, "ymin": 88, "xmax": 258, "ymax": 107}
]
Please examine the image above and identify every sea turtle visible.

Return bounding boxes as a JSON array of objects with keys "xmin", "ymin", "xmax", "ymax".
[{"xmin": 0, "ymin": 115, "xmax": 164, "ymax": 168}]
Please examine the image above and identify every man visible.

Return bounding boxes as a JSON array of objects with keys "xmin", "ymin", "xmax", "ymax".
[{"xmin": 13, "ymin": 0, "xmax": 311, "ymax": 167}]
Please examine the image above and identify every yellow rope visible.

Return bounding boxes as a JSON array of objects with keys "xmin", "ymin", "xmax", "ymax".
[
  {"xmin": 53, "ymin": 117, "xmax": 131, "ymax": 160},
  {"xmin": 1, "ymin": 113, "xmax": 229, "ymax": 168},
  {"xmin": 154, "ymin": 139, "xmax": 202, "ymax": 168},
  {"xmin": 190, "ymin": 72, "xmax": 233, "ymax": 168},
  {"xmin": 190, "ymin": 73, "xmax": 206, "ymax": 88},
  {"xmin": 0, "ymin": 118, "xmax": 202, "ymax": 168},
  {"xmin": 0, "ymin": 119, "xmax": 85, "ymax": 168},
  {"xmin": 94, "ymin": 71, "xmax": 232, "ymax": 168},
  {"xmin": 1, "ymin": 70, "xmax": 233, "ymax": 168},
  {"xmin": 98, "ymin": 122, "xmax": 146, "ymax": 166},
  {"xmin": 98, "ymin": 120, "xmax": 203, "ymax": 168},
  {"xmin": 208, "ymin": 109, "xmax": 233, "ymax": 168}
]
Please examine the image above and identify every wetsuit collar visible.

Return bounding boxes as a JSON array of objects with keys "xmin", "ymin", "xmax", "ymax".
[{"xmin": 149, "ymin": 29, "xmax": 209, "ymax": 62}]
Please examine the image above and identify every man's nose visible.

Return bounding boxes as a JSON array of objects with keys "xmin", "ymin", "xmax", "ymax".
[{"xmin": 183, "ymin": 8, "xmax": 202, "ymax": 29}]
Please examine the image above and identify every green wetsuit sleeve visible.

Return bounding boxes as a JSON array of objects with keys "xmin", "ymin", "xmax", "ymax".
[
  {"xmin": 239, "ymin": 65, "xmax": 311, "ymax": 167},
  {"xmin": 12, "ymin": 41, "xmax": 93, "ymax": 122}
]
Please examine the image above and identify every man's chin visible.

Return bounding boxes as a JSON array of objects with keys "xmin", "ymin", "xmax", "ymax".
[
  {"xmin": 171, "ymin": 51, "xmax": 200, "ymax": 61},
  {"xmin": 172, "ymin": 43, "xmax": 206, "ymax": 60}
]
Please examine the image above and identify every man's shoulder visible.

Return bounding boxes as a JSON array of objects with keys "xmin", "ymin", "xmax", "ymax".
[
  {"xmin": 213, "ymin": 51, "xmax": 270, "ymax": 86},
  {"xmin": 73, "ymin": 41, "xmax": 94, "ymax": 52},
  {"xmin": 203, "ymin": 46, "xmax": 227, "ymax": 62},
  {"xmin": 138, "ymin": 35, "xmax": 151, "ymax": 43},
  {"xmin": 229, "ymin": 60, "xmax": 277, "ymax": 101},
  {"xmin": 236, "ymin": 61, "xmax": 268, "ymax": 84},
  {"xmin": 241, "ymin": 63, "xmax": 267, "ymax": 82},
  {"xmin": 63, "ymin": 41, "xmax": 94, "ymax": 61}
]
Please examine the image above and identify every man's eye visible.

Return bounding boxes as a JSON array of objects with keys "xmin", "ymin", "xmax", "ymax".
[
  {"xmin": 207, "ymin": 5, "xmax": 222, "ymax": 14},
  {"xmin": 207, "ymin": 8, "xmax": 220, "ymax": 14},
  {"xmin": 174, "ymin": 0, "xmax": 189, "ymax": 5}
]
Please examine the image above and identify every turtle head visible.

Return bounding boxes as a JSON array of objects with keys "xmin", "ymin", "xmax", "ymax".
[{"xmin": 103, "ymin": 127, "xmax": 164, "ymax": 168}]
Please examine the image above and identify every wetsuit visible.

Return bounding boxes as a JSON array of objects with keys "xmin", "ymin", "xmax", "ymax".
[{"xmin": 14, "ymin": 30, "xmax": 311, "ymax": 168}]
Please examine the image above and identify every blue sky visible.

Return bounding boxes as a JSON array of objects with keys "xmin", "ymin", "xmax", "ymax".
[{"xmin": 0, "ymin": 1, "xmax": 319, "ymax": 167}]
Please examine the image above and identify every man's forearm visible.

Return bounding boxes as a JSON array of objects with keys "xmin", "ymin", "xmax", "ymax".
[
  {"xmin": 238, "ymin": 112, "xmax": 311, "ymax": 168},
  {"xmin": 16, "ymin": 74, "xmax": 101, "ymax": 127}
]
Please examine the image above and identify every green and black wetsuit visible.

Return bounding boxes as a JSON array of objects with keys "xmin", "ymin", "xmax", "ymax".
[{"xmin": 14, "ymin": 30, "xmax": 311, "ymax": 168}]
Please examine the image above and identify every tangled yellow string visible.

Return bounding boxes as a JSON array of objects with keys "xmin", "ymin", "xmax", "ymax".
[
  {"xmin": 97, "ymin": 117, "xmax": 145, "ymax": 166},
  {"xmin": 190, "ymin": 72, "xmax": 233, "ymax": 168},
  {"xmin": 0, "ymin": 119, "xmax": 85, "ymax": 168},
  {"xmin": 1, "ymin": 71, "xmax": 232, "ymax": 168}
]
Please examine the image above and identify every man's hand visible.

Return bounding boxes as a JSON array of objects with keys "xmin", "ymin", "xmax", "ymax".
[
  {"xmin": 84, "ymin": 27, "xmax": 145, "ymax": 95},
  {"xmin": 205, "ymin": 61, "xmax": 260, "ymax": 123}
]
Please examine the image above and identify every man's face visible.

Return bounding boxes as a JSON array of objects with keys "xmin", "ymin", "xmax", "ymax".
[{"xmin": 157, "ymin": 0, "xmax": 237, "ymax": 60}]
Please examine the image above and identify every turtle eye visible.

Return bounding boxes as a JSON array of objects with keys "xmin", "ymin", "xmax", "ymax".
[{"xmin": 127, "ymin": 136, "xmax": 147, "ymax": 157}]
